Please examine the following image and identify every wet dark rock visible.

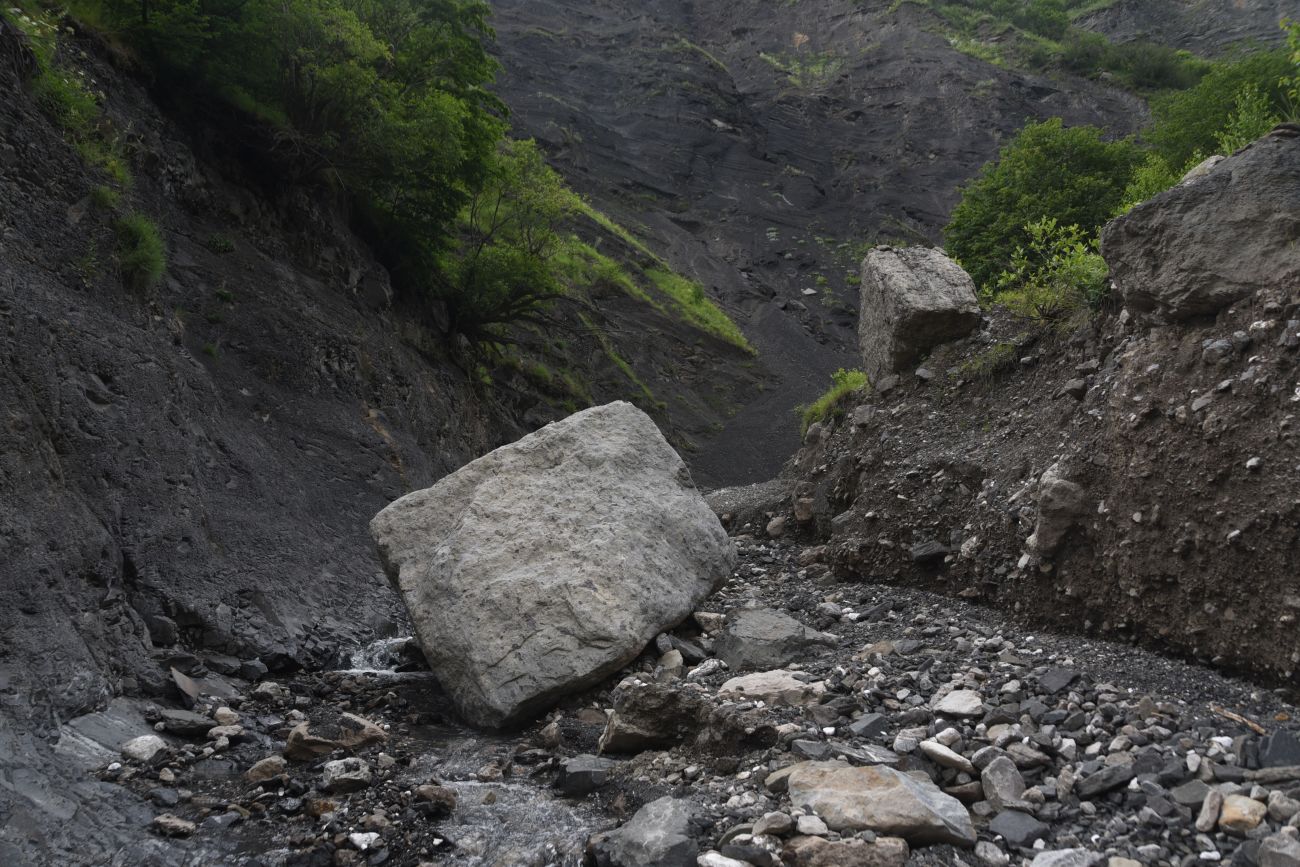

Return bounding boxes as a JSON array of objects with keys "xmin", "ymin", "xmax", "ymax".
[
  {"xmin": 558, "ymin": 755, "xmax": 618, "ymax": 796},
  {"xmin": 599, "ymin": 683, "xmax": 706, "ymax": 753},
  {"xmin": 595, "ymin": 796, "xmax": 697, "ymax": 867}
]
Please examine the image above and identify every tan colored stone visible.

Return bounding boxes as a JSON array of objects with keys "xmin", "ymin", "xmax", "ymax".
[{"xmin": 1220, "ymin": 794, "xmax": 1268, "ymax": 835}]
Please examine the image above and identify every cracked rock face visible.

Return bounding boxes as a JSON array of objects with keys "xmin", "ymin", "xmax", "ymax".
[
  {"xmin": 1102, "ymin": 131, "xmax": 1300, "ymax": 322},
  {"xmin": 370, "ymin": 402, "xmax": 735, "ymax": 727},
  {"xmin": 858, "ymin": 246, "xmax": 982, "ymax": 383}
]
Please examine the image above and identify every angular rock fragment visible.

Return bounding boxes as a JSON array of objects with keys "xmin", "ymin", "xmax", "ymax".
[
  {"xmin": 786, "ymin": 761, "xmax": 976, "ymax": 846},
  {"xmin": 371, "ymin": 402, "xmax": 734, "ymax": 727},
  {"xmin": 858, "ymin": 246, "xmax": 981, "ymax": 382},
  {"xmin": 284, "ymin": 712, "xmax": 387, "ymax": 761},
  {"xmin": 1102, "ymin": 130, "xmax": 1300, "ymax": 321},
  {"xmin": 719, "ymin": 670, "xmax": 826, "ymax": 707},
  {"xmin": 595, "ymin": 796, "xmax": 697, "ymax": 867},
  {"xmin": 714, "ymin": 606, "xmax": 837, "ymax": 671}
]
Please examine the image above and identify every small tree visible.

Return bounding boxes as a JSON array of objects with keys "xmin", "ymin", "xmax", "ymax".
[{"xmin": 437, "ymin": 139, "xmax": 580, "ymax": 341}]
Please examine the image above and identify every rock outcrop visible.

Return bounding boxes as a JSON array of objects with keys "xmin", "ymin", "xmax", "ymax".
[
  {"xmin": 858, "ymin": 246, "xmax": 982, "ymax": 382},
  {"xmin": 370, "ymin": 402, "xmax": 735, "ymax": 727},
  {"xmin": 1102, "ymin": 130, "xmax": 1300, "ymax": 322}
]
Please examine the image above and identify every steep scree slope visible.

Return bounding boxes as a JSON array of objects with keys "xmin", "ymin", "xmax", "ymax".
[{"xmin": 489, "ymin": 0, "xmax": 1150, "ymax": 482}]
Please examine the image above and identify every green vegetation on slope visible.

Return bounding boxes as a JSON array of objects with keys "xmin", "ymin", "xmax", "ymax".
[
  {"xmin": 9, "ymin": 0, "xmax": 755, "ymax": 398},
  {"xmin": 944, "ymin": 25, "xmax": 1299, "ymax": 319},
  {"xmin": 799, "ymin": 368, "xmax": 868, "ymax": 433}
]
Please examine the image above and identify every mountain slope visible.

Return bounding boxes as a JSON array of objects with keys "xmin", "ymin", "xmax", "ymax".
[{"xmin": 488, "ymin": 0, "xmax": 1157, "ymax": 483}]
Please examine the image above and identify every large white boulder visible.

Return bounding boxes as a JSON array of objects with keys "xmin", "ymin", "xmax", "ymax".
[
  {"xmin": 859, "ymin": 246, "xmax": 982, "ymax": 382},
  {"xmin": 370, "ymin": 402, "xmax": 735, "ymax": 727}
]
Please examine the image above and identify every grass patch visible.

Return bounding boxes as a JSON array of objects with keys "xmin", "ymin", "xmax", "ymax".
[
  {"xmin": 6, "ymin": 4, "xmax": 131, "ymax": 182},
  {"xmin": 578, "ymin": 313, "xmax": 662, "ymax": 409},
  {"xmin": 799, "ymin": 368, "xmax": 868, "ymax": 434},
  {"xmin": 669, "ymin": 37, "xmax": 730, "ymax": 75},
  {"xmin": 759, "ymin": 49, "xmax": 845, "ymax": 90},
  {"xmin": 115, "ymin": 213, "xmax": 166, "ymax": 289},
  {"xmin": 645, "ymin": 268, "xmax": 754, "ymax": 354},
  {"xmin": 90, "ymin": 185, "xmax": 119, "ymax": 209},
  {"xmin": 957, "ymin": 341, "xmax": 1020, "ymax": 381}
]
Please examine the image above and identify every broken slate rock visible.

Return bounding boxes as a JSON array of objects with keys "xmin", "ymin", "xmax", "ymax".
[
  {"xmin": 989, "ymin": 810, "xmax": 1049, "ymax": 849},
  {"xmin": 321, "ymin": 757, "xmax": 371, "ymax": 793},
  {"xmin": 931, "ymin": 690, "xmax": 984, "ymax": 717},
  {"xmin": 715, "ymin": 606, "xmax": 837, "ymax": 671},
  {"xmin": 786, "ymin": 761, "xmax": 976, "ymax": 846},
  {"xmin": 598, "ymin": 683, "xmax": 704, "ymax": 753},
  {"xmin": 370, "ymin": 402, "xmax": 735, "ymax": 727},
  {"xmin": 557, "ymin": 754, "xmax": 617, "ymax": 796}
]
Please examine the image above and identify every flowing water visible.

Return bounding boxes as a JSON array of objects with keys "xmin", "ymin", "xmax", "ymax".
[{"xmin": 339, "ymin": 639, "xmax": 602, "ymax": 866}]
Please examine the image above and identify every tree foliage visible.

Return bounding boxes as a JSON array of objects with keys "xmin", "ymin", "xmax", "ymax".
[
  {"xmin": 1146, "ymin": 51, "xmax": 1292, "ymax": 167},
  {"xmin": 77, "ymin": 0, "xmax": 505, "ymax": 256},
  {"xmin": 944, "ymin": 118, "xmax": 1142, "ymax": 291},
  {"xmin": 436, "ymin": 139, "xmax": 579, "ymax": 341}
]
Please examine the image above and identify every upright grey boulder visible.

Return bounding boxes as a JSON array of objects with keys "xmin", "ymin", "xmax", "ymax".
[
  {"xmin": 859, "ymin": 246, "xmax": 982, "ymax": 382},
  {"xmin": 370, "ymin": 402, "xmax": 735, "ymax": 728},
  {"xmin": 1102, "ymin": 130, "xmax": 1300, "ymax": 322}
]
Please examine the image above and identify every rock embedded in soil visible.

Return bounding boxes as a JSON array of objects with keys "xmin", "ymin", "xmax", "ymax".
[
  {"xmin": 321, "ymin": 757, "xmax": 371, "ymax": 793},
  {"xmin": 857, "ymin": 245, "xmax": 981, "ymax": 382},
  {"xmin": 786, "ymin": 761, "xmax": 976, "ymax": 846},
  {"xmin": 1102, "ymin": 129, "xmax": 1300, "ymax": 321},
  {"xmin": 121, "ymin": 734, "xmax": 167, "ymax": 762},
  {"xmin": 370, "ymin": 401, "xmax": 734, "ymax": 728}
]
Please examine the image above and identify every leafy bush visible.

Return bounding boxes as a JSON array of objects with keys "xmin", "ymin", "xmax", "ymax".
[
  {"xmin": 1116, "ymin": 151, "xmax": 1186, "ymax": 213},
  {"xmin": 992, "ymin": 218, "xmax": 1108, "ymax": 320},
  {"xmin": 1285, "ymin": 19, "xmax": 1300, "ymax": 112},
  {"xmin": 69, "ymin": 0, "xmax": 505, "ymax": 277},
  {"xmin": 115, "ymin": 213, "xmax": 166, "ymax": 289},
  {"xmin": 1147, "ymin": 51, "xmax": 1292, "ymax": 166},
  {"xmin": 1214, "ymin": 83, "xmax": 1280, "ymax": 153},
  {"xmin": 800, "ymin": 368, "xmax": 869, "ymax": 434},
  {"xmin": 1013, "ymin": 0, "xmax": 1068, "ymax": 41},
  {"xmin": 945, "ymin": 118, "xmax": 1141, "ymax": 291}
]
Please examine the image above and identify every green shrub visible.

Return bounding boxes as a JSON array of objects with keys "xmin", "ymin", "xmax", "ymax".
[
  {"xmin": 436, "ymin": 139, "xmax": 576, "ymax": 341},
  {"xmin": 1284, "ymin": 19, "xmax": 1300, "ymax": 112},
  {"xmin": 1214, "ymin": 83, "xmax": 1280, "ymax": 153},
  {"xmin": 800, "ymin": 368, "xmax": 869, "ymax": 434},
  {"xmin": 206, "ymin": 233, "xmax": 235, "ymax": 254},
  {"xmin": 1013, "ymin": 0, "xmax": 1068, "ymax": 40},
  {"xmin": 945, "ymin": 118, "xmax": 1141, "ymax": 291},
  {"xmin": 1116, "ymin": 151, "xmax": 1186, "ymax": 213},
  {"xmin": 115, "ymin": 213, "xmax": 166, "ymax": 289},
  {"xmin": 992, "ymin": 218, "xmax": 1108, "ymax": 320},
  {"xmin": 90, "ymin": 185, "xmax": 119, "ymax": 209}
]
